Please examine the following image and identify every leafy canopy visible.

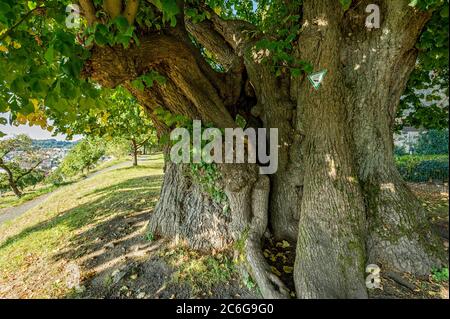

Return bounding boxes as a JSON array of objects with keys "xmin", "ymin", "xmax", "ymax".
[{"xmin": 0, "ymin": 0, "xmax": 448, "ymax": 137}]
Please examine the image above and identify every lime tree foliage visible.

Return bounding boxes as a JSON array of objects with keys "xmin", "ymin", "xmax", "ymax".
[
  {"xmin": 1, "ymin": 0, "xmax": 449, "ymax": 299},
  {"xmin": 415, "ymin": 129, "xmax": 449, "ymax": 155},
  {"xmin": 397, "ymin": 2, "xmax": 449, "ymax": 130},
  {"xmin": 68, "ymin": 87, "xmax": 157, "ymax": 166},
  {"xmin": 104, "ymin": 136, "xmax": 133, "ymax": 158},
  {"xmin": 0, "ymin": 134, "xmax": 45, "ymax": 197},
  {"xmin": 49, "ymin": 136, "xmax": 105, "ymax": 183}
]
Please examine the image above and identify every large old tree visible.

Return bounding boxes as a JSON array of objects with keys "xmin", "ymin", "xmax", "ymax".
[{"xmin": 0, "ymin": 0, "xmax": 448, "ymax": 298}]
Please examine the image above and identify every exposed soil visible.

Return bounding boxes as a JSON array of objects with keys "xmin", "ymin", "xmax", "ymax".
[
  {"xmin": 73, "ymin": 182, "xmax": 447, "ymax": 299},
  {"xmin": 63, "ymin": 207, "xmax": 259, "ymax": 299},
  {"xmin": 3, "ymin": 171, "xmax": 445, "ymax": 299},
  {"xmin": 264, "ymin": 182, "xmax": 449, "ymax": 299}
]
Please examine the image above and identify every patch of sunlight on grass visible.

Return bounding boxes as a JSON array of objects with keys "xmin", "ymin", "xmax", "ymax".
[
  {"xmin": 0, "ymin": 184, "xmax": 58, "ymax": 210},
  {"xmin": 0, "ymin": 153, "xmax": 164, "ymax": 298},
  {"xmin": 0, "ymin": 156, "xmax": 137, "ymax": 211},
  {"xmin": 162, "ymin": 245, "xmax": 235, "ymax": 295}
]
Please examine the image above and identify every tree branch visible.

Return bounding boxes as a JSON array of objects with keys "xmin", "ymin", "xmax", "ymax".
[
  {"xmin": 201, "ymin": 5, "xmax": 256, "ymax": 54},
  {"xmin": 79, "ymin": 0, "xmax": 97, "ymax": 26},
  {"xmin": 15, "ymin": 159, "xmax": 44, "ymax": 183},
  {"xmin": 124, "ymin": 0, "xmax": 139, "ymax": 25},
  {"xmin": 103, "ymin": 0, "xmax": 122, "ymax": 19},
  {"xmin": 0, "ymin": 149, "xmax": 13, "ymax": 159},
  {"xmin": 136, "ymin": 136, "xmax": 151, "ymax": 148},
  {"xmin": 185, "ymin": 18, "xmax": 241, "ymax": 71},
  {"xmin": 0, "ymin": 4, "xmax": 44, "ymax": 42}
]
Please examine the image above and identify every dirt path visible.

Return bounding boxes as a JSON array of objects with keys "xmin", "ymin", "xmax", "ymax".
[{"xmin": 0, "ymin": 161, "xmax": 132, "ymax": 226}]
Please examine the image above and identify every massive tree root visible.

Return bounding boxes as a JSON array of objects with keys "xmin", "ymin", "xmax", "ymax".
[
  {"xmin": 244, "ymin": 175, "xmax": 290, "ymax": 299},
  {"xmin": 149, "ymin": 162, "xmax": 290, "ymax": 298},
  {"xmin": 363, "ymin": 168, "xmax": 446, "ymax": 275}
]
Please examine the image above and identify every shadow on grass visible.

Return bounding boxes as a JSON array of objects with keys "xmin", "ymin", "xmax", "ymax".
[
  {"xmin": 0, "ymin": 183, "xmax": 72, "ymax": 210},
  {"xmin": 0, "ymin": 174, "xmax": 163, "ymax": 259}
]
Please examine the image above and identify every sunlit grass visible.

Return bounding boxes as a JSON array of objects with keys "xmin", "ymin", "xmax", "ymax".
[
  {"xmin": 0, "ymin": 184, "xmax": 58, "ymax": 210},
  {"xmin": 0, "ymin": 157, "xmax": 130, "ymax": 210},
  {"xmin": 162, "ymin": 245, "xmax": 235, "ymax": 295},
  {"xmin": 0, "ymin": 153, "xmax": 164, "ymax": 298}
]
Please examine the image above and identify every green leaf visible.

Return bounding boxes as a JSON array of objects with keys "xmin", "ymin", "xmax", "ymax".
[
  {"xmin": 94, "ymin": 32, "xmax": 109, "ymax": 46},
  {"xmin": 44, "ymin": 45, "xmax": 54, "ymax": 64},
  {"xmin": 339, "ymin": 0, "xmax": 352, "ymax": 10},
  {"xmin": 115, "ymin": 34, "xmax": 132, "ymax": 48},
  {"xmin": 27, "ymin": 1, "xmax": 37, "ymax": 10},
  {"xmin": 150, "ymin": 0, "xmax": 180, "ymax": 25},
  {"xmin": 131, "ymin": 79, "xmax": 145, "ymax": 91},
  {"xmin": 409, "ymin": 0, "xmax": 419, "ymax": 7},
  {"xmin": 291, "ymin": 68, "xmax": 301, "ymax": 77},
  {"xmin": 440, "ymin": 5, "xmax": 449, "ymax": 18},
  {"xmin": 113, "ymin": 16, "xmax": 129, "ymax": 34}
]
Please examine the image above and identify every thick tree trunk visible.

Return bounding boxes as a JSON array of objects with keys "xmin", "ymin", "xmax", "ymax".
[
  {"xmin": 363, "ymin": 167, "xmax": 444, "ymax": 275},
  {"xmin": 149, "ymin": 157, "xmax": 290, "ymax": 297},
  {"xmin": 293, "ymin": 1, "xmax": 367, "ymax": 298},
  {"xmin": 244, "ymin": 54, "xmax": 303, "ymax": 244},
  {"xmin": 131, "ymin": 139, "xmax": 138, "ymax": 166},
  {"xmin": 82, "ymin": 0, "xmax": 445, "ymax": 298},
  {"xmin": 148, "ymin": 161, "xmax": 233, "ymax": 250},
  {"xmin": 351, "ymin": 84, "xmax": 444, "ymax": 274},
  {"xmin": 340, "ymin": 1, "xmax": 445, "ymax": 274},
  {"xmin": 0, "ymin": 164, "xmax": 22, "ymax": 198}
]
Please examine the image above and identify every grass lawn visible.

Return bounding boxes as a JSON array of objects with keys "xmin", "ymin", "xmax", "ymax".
[
  {"xmin": 0, "ymin": 157, "xmax": 129, "ymax": 211},
  {"xmin": 83, "ymin": 156, "xmax": 129, "ymax": 175},
  {"xmin": 0, "ymin": 184, "xmax": 58, "ymax": 210},
  {"xmin": 0, "ymin": 154, "xmax": 164, "ymax": 298},
  {"xmin": 0, "ymin": 155, "xmax": 447, "ymax": 299}
]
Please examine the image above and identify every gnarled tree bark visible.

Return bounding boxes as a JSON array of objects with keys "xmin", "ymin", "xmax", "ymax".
[{"xmin": 79, "ymin": 0, "xmax": 445, "ymax": 299}]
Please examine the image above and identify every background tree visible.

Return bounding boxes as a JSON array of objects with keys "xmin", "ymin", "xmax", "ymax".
[
  {"xmin": 397, "ymin": 5, "xmax": 449, "ymax": 131},
  {"xmin": 67, "ymin": 87, "xmax": 157, "ymax": 166},
  {"xmin": 0, "ymin": 0, "xmax": 448, "ymax": 298},
  {"xmin": 0, "ymin": 134, "xmax": 44, "ymax": 197},
  {"xmin": 51, "ymin": 136, "xmax": 105, "ymax": 183},
  {"xmin": 415, "ymin": 129, "xmax": 449, "ymax": 155}
]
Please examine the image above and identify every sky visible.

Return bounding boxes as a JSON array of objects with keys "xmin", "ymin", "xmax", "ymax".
[
  {"xmin": 1, "ymin": 113, "xmax": 82, "ymax": 141},
  {"xmin": 0, "ymin": 123, "xmax": 77, "ymax": 141}
]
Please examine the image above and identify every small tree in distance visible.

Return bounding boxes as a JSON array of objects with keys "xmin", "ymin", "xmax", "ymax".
[
  {"xmin": 0, "ymin": 134, "xmax": 44, "ymax": 197},
  {"xmin": 71, "ymin": 88, "xmax": 156, "ymax": 166},
  {"xmin": 415, "ymin": 129, "xmax": 449, "ymax": 155},
  {"xmin": 54, "ymin": 137, "xmax": 105, "ymax": 180}
]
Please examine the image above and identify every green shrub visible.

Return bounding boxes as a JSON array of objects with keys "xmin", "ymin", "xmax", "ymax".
[
  {"xmin": 394, "ymin": 144, "xmax": 408, "ymax": 156},
  {"xmin": 415, "ymin": 129, "xmax": 449, "ymax": 155},
  {"xmin": 396, "ymin": 155, "xmax": 449, "ymax": 182},
  {"xmin": 431, "ymin": 267, "xmax": 449, "ymax": 282},
  {"xmin": 47, "ymin": 137, "xmax": 106, "ymax": 183}
]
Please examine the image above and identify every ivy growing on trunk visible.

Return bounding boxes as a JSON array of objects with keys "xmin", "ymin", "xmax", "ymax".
[{"xmin": 0, "ymin": 0, "xmax": 448, "ymax": 298}]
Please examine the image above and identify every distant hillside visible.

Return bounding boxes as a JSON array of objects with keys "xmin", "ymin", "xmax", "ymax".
[{"xmin": 32, "ymin": 139, "xmax": 77, "ymax": 149}]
